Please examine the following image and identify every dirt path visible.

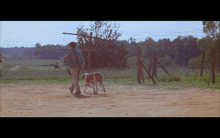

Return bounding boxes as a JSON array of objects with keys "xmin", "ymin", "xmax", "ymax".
[{"xmin": 1, "ymin": 84, "xmax": 219, "ymax": 117}]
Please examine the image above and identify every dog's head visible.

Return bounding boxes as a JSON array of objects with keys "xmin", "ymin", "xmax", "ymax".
[{"xmin": 82, "ymin": 73, "xmax": 89, "ymax": 80}]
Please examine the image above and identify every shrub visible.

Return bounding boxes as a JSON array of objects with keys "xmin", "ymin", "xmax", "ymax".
[
  {"xmin": 158, "ymin": 55, "xmax": 172, "ymax": 67},
  {"xmin": 189, "ymin": 57, "xmax": 200, "ymax": 69}
]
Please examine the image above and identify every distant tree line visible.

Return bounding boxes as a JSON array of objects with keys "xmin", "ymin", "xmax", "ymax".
[
  {"xmin": 2, "ymin": 34, "xmax": 216, "ymax": 70},
  {"xmin": 34, "ymin": 43, "xmax": 68, "ymax": 60},
  {"xmin": 124, "ymin": 35, "xmax": 202, "ymax": 67},
  {"xmin": 2, "ymin": 34, "xmax": 210, "ymax": 69}
]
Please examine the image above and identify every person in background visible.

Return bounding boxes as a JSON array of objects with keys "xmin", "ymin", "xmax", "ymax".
[{"xmin": 54, "ymin": 62, "xmax": 60, "ymax": 69}]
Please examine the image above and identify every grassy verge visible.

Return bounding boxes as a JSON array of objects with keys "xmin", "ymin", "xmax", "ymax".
[{"xmin": 1, "ymin": 60, "xmax": 219, "ymax": 89}]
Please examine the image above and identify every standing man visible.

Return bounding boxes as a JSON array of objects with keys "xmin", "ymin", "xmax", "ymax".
[{"xmin": 61, "ymin": 42, "xmax": 85, "ymax": 96}]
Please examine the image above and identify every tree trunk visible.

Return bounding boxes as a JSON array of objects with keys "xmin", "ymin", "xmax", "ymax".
[
  {"xmin": 200, "ymin": 51, "xmax": 205, "ymax": 76},
  {"xmin": 211, "ymin": 69, "xmax": 215, "ymax": 84},
  {"xmin": 137, "ymin": 47, "xmax": 141, "ymax": 83},
  {"xmin": 211, "ymin": 48, "xmax": 216, "ymax": 84},
  {"xmin": 208, "ymin": 73, "xmax": 212, "ymax": 86},
  {"xmin": 141, "ymin": 70, "xmax": 144, "ymax": 83},
  {"xmin": 148, "ymin": 58, "xmax": 152, "ymax": 80},
  {"xmin": 152, "ymin": 53, "xmax": 157, "ymax": 78}
]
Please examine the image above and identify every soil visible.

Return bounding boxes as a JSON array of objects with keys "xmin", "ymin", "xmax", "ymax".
[{"xmin": 1, "ymin": 84, "xmax": 219, "ymax": 117}]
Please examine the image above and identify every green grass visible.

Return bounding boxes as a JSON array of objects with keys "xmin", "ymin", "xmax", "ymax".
[
  {"xmin": 91, "ymin": 66, "xmax": 220, "ymax": 89},
  {"xmin": 1, "ymin": 59, "xmax": 62, "ymax": 67},
  {"xmin": 101, "ymin": 94, "xmax": 111, "ymax": 97},
  {"xmin": 1, "ymin": 59, "xmax": 219, "ymax": 89}
]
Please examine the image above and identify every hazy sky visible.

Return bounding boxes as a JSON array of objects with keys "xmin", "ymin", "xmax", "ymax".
[{"xmin": 0, "ymin": 21, "xmax": 206, "ymax": 48}]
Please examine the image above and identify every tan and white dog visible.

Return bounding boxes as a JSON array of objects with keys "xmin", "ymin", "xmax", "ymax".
[{"xmin": 82, "ymin": 72, "xmax": 106, "ymax": 94}]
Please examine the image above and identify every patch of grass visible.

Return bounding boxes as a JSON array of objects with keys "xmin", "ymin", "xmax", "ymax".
[
  {"xmin": 1, "ymin": 59, "xmax": 219, "ymax": 89},
  {"xmin": 1, "ymin": 59, "xmax": 62, "ymax": 67},
  {"xmin": 101, "ymin": 94, "xmax": 110, "ymax": 97}
]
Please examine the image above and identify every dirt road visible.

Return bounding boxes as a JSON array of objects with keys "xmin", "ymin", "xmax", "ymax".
[{"xmin": 1, "ymin": 84, "xmax": 219, "ymax": 117}]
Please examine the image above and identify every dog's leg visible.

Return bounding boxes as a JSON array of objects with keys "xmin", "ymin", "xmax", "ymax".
[
  {"xmin": 95, "ymin": 80, "xmax": 98, "ymax": 93},
  {"xmin": 84, "ymin": 83, "xmax": 88, "ymax": 92},
  {"xmin": 93, "ymin": 79, "xmax": 95, "ymax": 94},
  {"xmin": 93, "ymin": 74, "xmax": 98, "ymax": 94},
  {"xmin": 99, "ymin": 75, "xmax": 103, "ymax": 90},
  {"xmin": 93, "ymin": 82, "xmax": 96, "ymax": 94},
  {"xmin": 102, "ymin": 82, "xmax": 106, "ymax": 92}
]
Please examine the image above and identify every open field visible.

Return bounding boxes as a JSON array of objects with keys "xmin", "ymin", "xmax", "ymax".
[
  {"xmin": 1, "ymin": 83, "xmax": 219, "ymax": 117},
  {"xmin": 1, "ymin": 59, "xmax": 220, "ymax": 117},
  {"xmin": 1, "ymin": 59, "xmax": 219, "ymax": 89}
]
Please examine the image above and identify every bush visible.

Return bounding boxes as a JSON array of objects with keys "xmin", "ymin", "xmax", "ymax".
[
  {"xmin": 189, "ymin": 51, "xmax": 220, "ymax": 70},
  {"xmin": 158, "ymin": 55, "xmax": 172, "ymax": 67},
  {"xmin": 155, "ymin": 74, "xmax": 181, "ymax": 82},
  {"xmin": 189, "ymin": 57, "xmax": 200, "ymax": 69},
  {"xmin": 127, "ymin": 57, "xmax": 137, "ymax": 68}
]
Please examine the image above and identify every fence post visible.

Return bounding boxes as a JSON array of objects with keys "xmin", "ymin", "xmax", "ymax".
[{"xmin": 137, "ymin": 46, "xmax": 141, "ymax": 83}]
